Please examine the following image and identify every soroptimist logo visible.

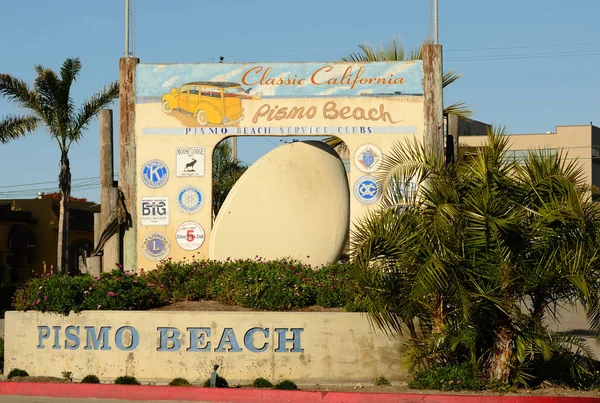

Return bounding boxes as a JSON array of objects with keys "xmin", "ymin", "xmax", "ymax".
[
  {"xmin": 141, "ymin": 232, "xmax": 170, "ymax": 261},
  {"xmin": 354, "ymin": 144, "xmax": 383, "ymax": 173},
  {"xmin": 176, "ymin": 221, "xmax": 205, "ymax": 251},
  {"xmin": 141, "ymin": 159, "xmax": 169, "ymax": 188},
  {"xmin": 177, "ymin": 185, "xmax": 204, "ymax": 214},
  {"xmin": 353, "ymin": 175, "xmax": 381, "ymax": 204}
]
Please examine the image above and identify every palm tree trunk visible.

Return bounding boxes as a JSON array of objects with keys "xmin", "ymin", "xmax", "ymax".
[
  {"xmin": 57, "ymin": 151, "xmax": 71, "ymax": 274},
  {"xmin": 431, "ymin": 295, "xmax": 444, "ymax": 333},
  {"xmin": 486, "ymin": 320, "xmax": 514, "ymax": 383}
]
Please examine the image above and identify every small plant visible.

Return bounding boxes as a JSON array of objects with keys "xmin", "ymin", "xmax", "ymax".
[
  {"xmin": 61, "ymin": 371, "xmax": 73, "ymax": 382},
  {"xmin": 7, "ymin": 368, "xmax": 29, "ymax": 379},
  {"xmin": 251, "ymin": 377, "xmax": 273, "ymax": 388},
  {"xmin": 273, "ymin": 380, "xmax": 298, "ymax": 390},
  {"xmin": 81, "ymin": 374, "xmax": 100, "ymax": 384},
  {"xmin": 409, "ymin": 363, "xmax": 484, "ymax": 391},
  {"xmin": 169, "ymin": 377, "xmax": 191, "ymax": 386},
  {"xmin": 114, "ymin": 375, "xmax": 141, "ymax": 385},
  {"xmin": 373, "ymin": 375, "xmax": 391, "ymax": 386},
  {"xmin": 203, "ymin": 375, "xmax": 228, "ymax": 388}
]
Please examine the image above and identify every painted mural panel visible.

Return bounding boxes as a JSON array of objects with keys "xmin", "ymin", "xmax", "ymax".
[{"xmin": 135, "ymin": 62, "xmax": 425, "ymax": 268}]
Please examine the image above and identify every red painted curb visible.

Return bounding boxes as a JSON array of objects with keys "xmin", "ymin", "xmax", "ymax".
[{"xmin": 0, "ymin": 382, "xmax": 599, "ymax": 403}]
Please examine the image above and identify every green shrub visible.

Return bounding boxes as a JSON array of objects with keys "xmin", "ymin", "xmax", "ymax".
[
  {"xmin": 82, "ymin": 270, "xmax": 166, "ymax": 311},
  {"xmin": 273, "ymin": 380, "xmax": 298, "ymax": 390},
  {"xmin": 409, "ymin": 363, "xmax": 485, "ymax": 391},
  {"xmin": 169, "ymin": 377, "xmax": 191, "ymax": 386},
  {"xmin": 81, "ymin": 374, "xmax": 100, "ymax": 384},
  {"xmin": 13, "ymin": 259, "xmax": 355, "ymax": 314},
  {"xmin": 61, "ymin": 371, "xmax": 73, "ymax": 382},
  {"xmin": 14, "ymin": 274, "xmax": 93, "ymax": 315},
  {"xmin": 152, "ymin": 258, "xmax": 356, "ymax": 311},
  {"xmin": 7, "ymin": 368, "xmax": 29, "ymax": 379},
  {"xmin": 373, "ymin": 375, "xmax": 391, "ymax": 386},
  {"xmin": 251, "ymin": 377, "xmax": 273, "ymax": 388},
  {"xmin": 314, "ymin": 264, "xmax": 355, "ymax": 308},
  {"xmin": 0, "ymin": 337, "xmax": 4, "ymax": 374},
  {"xmin": 203, "ymin": 375, "xmax": 228, "ymax": 388},
  {"xmin": 114, "ymin": 375, "xmax": 141, "ymax": 385}
]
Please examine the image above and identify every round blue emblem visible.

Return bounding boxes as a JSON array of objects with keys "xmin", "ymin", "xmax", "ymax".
[
  {"xmin": 354, "ymin": 175, "xmax": 381, "ymax": 204},
  {"xmin": 141, "ymin": 159, "xmax": 169, "ymax": 188},
  {"xmin": 177, "ymin": 185, "xmax": 204, "ymax": 214},
  {"xmin": 141, "ymin": 232, "xmax": 170, "ymax": 261}
]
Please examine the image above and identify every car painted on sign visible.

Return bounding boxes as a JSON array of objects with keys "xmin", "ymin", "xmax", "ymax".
[{"xmin": 161, "ymin": 81, "xmax": 262, "ymax": 126}]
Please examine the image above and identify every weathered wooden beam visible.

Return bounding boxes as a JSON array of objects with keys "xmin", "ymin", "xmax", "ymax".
[
  {"xmin": 448, "ymin": 113, "xmax": 459, "ymax": 163},
  {"xmin": 423, "ymin": 44, "xmax": 444, "ymax": 162},
  {"xmin": 102, "ymin": 188, "xmax": 121, "ymax": 272},
  {"xmin": 99, "ymin": 109, "xmax": 114, "ymax": 230},
  {"xmin": 119, "ymin": 57, "xmax": 139, "ymax": 271},
  {"xmin": 85, "ymin": 212, "xmax": 103, "ymax": 277}
]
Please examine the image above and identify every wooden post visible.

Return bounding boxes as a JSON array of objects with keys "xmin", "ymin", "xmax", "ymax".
[
  {"xmin": 119, "ymin": 57, "xmax": 139, "ymax": 271},
  {"xmin": 85, "ymin": 213, "xmax": 102, "ymax": 277},
  {"xmin": 100, "ymin": 109, "xmax": 114, "ymax": 230},
  {"xmin": 423, "ymin": 44, "xmax": 444, "ymax": 162},
  {"xmin": 447, "ymin": 113, "xmax": 460, "ymax": 162},
  {"xmin": 102, "ymin": 188, "xmax": 122, "ymax": 271}
]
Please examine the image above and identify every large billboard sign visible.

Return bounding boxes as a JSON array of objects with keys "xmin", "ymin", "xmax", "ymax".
[{"xmin": 135, "ymin": 61, "xmax": 424, "ymax": 267}]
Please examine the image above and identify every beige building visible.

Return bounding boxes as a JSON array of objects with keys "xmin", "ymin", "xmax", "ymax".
[{"xmin": 456, "ymin": 123, "xmax": 600, "ymax": 189}]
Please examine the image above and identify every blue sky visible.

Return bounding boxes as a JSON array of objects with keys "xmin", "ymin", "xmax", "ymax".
[{"xmin": 1, "ymin": 0, "xmax": 600, "ymax": 202}]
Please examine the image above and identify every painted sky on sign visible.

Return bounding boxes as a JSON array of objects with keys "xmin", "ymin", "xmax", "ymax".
[
  {"xmin": 2, "ymin": 0, "xmax": 600, "ymax": 202},
  {"xmin": 136, "ymin": 62, "xmax": 423, "ymax": 99}
]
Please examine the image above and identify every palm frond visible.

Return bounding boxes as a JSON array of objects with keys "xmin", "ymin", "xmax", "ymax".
[
  {"xmin": 322, "ymin": 136, "xmax": 348, "ymax": 156},
  {"xmin": 442, "ymin": 67, "xmax": 462, "ymax": 88},
  {"xmin": 444, "ymin": 101, "xmax": 473, "ymax": 120},
  {"xmin": 342, "ymin": 36, "xmax": 410, "ymax": 62},
  {"xmin": 0, "ymin": 74, "xmax": 42, "ymax": 115},
  {"xmin": 34, "ymin": 66, "xmax": 67, "ymax": 141},
  {"xmin": 69, "ymin": 80, "xmax": 119, "ymax": 147},
  {"xmin": 0, "ymin": 115, "xmax": 40, "ymax": 143}
]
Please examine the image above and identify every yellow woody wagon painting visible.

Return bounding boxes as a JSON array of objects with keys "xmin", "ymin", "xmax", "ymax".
[{"xmin": 161, "ymin": 81, "xmax": 262, "ymax": 126}]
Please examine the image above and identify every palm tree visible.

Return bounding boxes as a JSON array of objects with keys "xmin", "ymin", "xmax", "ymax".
[
  {"xmin": 326, "ymin": 37, "xmax": 472, "ymax": 150},
  {"xmin": 351, "ymin": 128, "xmax": 600, "ymax": 384},
  {"xmin": 212, "ymin": 139, "xmax": 247, "ymax": 220},
  {"xmin": 0, "ymin": 58, "xmax": 119, "ymax": 273}
]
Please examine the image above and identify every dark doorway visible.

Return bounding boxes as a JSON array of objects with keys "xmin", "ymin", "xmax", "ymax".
[{"xmin": 7, "ymin": 224, "xmax": 36, "ymax": 282}]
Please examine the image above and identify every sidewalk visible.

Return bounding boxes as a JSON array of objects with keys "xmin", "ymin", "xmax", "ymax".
[{"xmin": 1, "ymin": 382, "xmax": 599, "ymax": 403}]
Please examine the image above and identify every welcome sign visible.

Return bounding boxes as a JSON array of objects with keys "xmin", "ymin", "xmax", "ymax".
[
  {"xmin": 6, "ymin": 311, "xmax": 403, "ymax": 383},
  {"xmin": 134, "ymin": 61, "xmax": 425, "ymax": 267}
]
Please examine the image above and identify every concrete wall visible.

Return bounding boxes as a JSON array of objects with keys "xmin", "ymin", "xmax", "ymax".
[{"xmin": 4, "ymin": 311, "xmax": 405, "ymax": 384}]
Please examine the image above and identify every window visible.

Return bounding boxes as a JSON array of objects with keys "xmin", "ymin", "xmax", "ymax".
[{"xmin": 592, "ymin": 147, "xmax": 600, "ymax": 165}]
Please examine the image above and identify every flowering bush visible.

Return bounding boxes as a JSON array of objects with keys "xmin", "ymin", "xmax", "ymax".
[
  {"xmin": 151, "ymin": 258, "xmax": 357, "ymax": 311},
  {"xmin": 14, "ymin": 270, "xmax": 166, "ymax": 314},
  {"xmin": 14, "ymin": 274, "xmax": 94, "ymax": 315},
  {"xmin": 14, "ymin": 259, "xmax": 357, "ymax": 314},
  {"xmin": 81, "ymin": 270, "xmax": 164, "ymax": 311}
]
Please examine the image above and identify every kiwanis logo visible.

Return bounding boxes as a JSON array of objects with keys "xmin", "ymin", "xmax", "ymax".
[
  {"xmin": 354, "ymin": 144, "xmax": 382, "ymax": 173},
  {"xmin": 141, "ymin": 159, "xmax": 169, "ymax": 188}
]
